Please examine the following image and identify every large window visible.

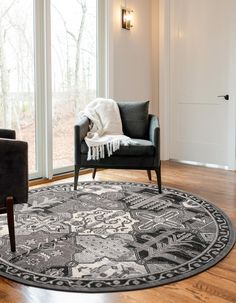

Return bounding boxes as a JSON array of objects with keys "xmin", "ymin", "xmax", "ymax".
[
  {"xmin": 51, "ymin": 0, "xmax": 97, "ymax": 170},
  {"xmin": 0, "ymin": 0, "xmax": 36, "ymax": 173},
  {"xmin": 0, "ymin": 0, "xmax": 104, "ymax": 179}
]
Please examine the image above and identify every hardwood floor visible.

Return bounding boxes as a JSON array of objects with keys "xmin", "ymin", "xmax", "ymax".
[{"xmin": 1, "ymin": 161, "xmax": 235, "ymax": 303}]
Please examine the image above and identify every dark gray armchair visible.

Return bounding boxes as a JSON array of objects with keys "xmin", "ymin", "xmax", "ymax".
[
  {"xmin": 0, "ymin": 129, "xmax": 28, "ymax": 252},
  {"xmin": 74, "ymin": 101, "xmax": 162, "ymax": 193}
]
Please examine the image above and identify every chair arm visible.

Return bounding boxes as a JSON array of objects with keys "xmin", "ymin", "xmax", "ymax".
[
  {"xmin": 74, "ymin": 116, "xmax": 90, "ymax": 165},
  {"xmin": 149, "ymin": 115, "xmax": 160, "ymax": 146},
  {"xmin": 0, "ymin": 129, "xmax": 16, "ymax": 139},
  {"xmin": 74, "ymin": 116, "xmax": 90, "ymax": 142},
  {"xmin": 0, "ymin": 139, "xmax": 28, "ymax": 204},
  {"xmin": 148, "ymin": 115, "xmax": 160, "ymax": 166}
]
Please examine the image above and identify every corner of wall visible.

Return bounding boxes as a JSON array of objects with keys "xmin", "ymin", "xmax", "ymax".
[{"xmin": 151, "ymin": 0, "xmax": 159, "ymax": 116}]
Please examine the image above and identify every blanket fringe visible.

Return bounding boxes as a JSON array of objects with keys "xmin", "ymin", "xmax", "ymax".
[{"xmin": 87, "ymin": 139, "xmax": 123, "ymax": 161}]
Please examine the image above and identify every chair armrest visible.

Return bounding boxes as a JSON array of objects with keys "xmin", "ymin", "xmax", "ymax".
[
  {"xmin": 74, "ymin": 116, "xmax": 90, "ymax": 143},
  {"xmin": 0, "ymin": 129, "xmax": 16, "ymax": 139},
  {"xmin": 149, "ymin": 115, "xmax": 160, "ymax": 166},
  {"xmin": 0, "ymin": 139, "xmax": 28, "ymax": 204},
  {"xmin": 74, "ymin": 116, "xmax": 89, "ymax": 165},
  {"xmin": 149, "ymin": 115, "xmax": 160, "ymax": 146}
]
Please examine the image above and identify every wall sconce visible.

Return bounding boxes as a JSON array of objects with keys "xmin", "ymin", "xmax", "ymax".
[{"xmin": 121, "ymin": 8, "xmax": 133, "ymax": 30}]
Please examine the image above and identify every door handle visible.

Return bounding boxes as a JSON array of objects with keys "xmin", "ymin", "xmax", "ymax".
[{"xmin": 217, "ymin": 94, "xmax": 229, "ymax": 101}]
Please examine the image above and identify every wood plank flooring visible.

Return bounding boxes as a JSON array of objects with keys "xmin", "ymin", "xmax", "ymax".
[{"xmin": 0, "ymin": 161, "xmax": 235, "ymax": 303}]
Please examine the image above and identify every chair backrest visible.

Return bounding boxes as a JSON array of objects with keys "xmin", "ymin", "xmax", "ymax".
[
  {"xmin": 0, "ymin": 134, "xmax": 28, "ymax": 205},
  {"xmin": 0, "ymin": 129, "xmax": 16, "ymax": 139},
  {"xmin": 117, "ymin": 101, "xmax": 149, "ymax": 139}
]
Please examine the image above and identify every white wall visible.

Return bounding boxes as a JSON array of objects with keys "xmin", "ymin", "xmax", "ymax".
[{"xmin": 109, "ymin": 0, "xmax": 153, "ymax": 109}]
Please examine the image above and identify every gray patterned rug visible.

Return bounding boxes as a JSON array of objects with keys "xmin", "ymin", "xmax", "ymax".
[{"xmin": 0, "ymin": 182, "xmax": 235, "ymax": 293}]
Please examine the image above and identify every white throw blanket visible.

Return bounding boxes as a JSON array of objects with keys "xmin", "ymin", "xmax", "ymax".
[{"xmin": 79, "ymin": 98, "xmax": 134, "ymax": 161}]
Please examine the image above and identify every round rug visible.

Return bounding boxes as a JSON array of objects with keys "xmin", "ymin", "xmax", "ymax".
[{"xmin": 0, "ymin": 182, "xmax": 235, "ymax": 293}]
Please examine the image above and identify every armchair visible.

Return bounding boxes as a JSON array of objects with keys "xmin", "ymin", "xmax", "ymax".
[
  {"xmin": 0, "ymin": 129, "xmax": 28, "ymax": 252},
  {"xmin": 74, "ymin": 101, "xmax": 162, "ymax": 193}
]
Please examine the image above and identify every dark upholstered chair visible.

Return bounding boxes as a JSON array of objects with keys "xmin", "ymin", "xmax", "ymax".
[
  {"xmin": 0, "ymin": 129, "xmax": 28, "ymax": 252},
  {"xmin": 74, "ymin": 101, "xmax": 162, "ymax": 193}
]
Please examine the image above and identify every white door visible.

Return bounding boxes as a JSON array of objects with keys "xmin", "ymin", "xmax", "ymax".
[{"xmin": 169, "ymin": 0, "xmax": 236, "ymax": 169}]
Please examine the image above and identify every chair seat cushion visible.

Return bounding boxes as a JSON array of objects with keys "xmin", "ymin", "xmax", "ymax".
[{"xmin": 81, "ymin": 139, "xmax": 155, "ymax": 157}]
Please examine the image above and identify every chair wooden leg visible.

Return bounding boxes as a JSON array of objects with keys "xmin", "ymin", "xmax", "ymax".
[
  {"xmin": 6, "ymin": 197, "xmax": 16, "ymax": 252},
  {"xmin": 147, "ymin": 170, "xmax": 152, "ymax": 181},
  {"xmin": 155, "ymin": 163, "xmax": 162, "ymax": 194},
  {"xmin": 92, "ymin": 168, "xmax": 97, "ymax": 180},
  {"xmin": 74, "ymin": 165, "xmax": 80, "ymax": 190}
]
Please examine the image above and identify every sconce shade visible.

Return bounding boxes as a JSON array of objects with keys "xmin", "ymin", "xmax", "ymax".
[{"xmin": 122, "ymin": 8, "xmax": 133, "ymax": 30}]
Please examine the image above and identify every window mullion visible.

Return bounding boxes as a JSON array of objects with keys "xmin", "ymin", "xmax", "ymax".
[
  {"xmin": 34, "ymin": 0, "xmax": 53, "ymax": 180},
  {"xmin": 33, "ymin": 0, "xmax": 45, "ymax": 179},
  {"xmin": 43, "ymin": 0, "xmax": 53, "ymax": 179}
]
